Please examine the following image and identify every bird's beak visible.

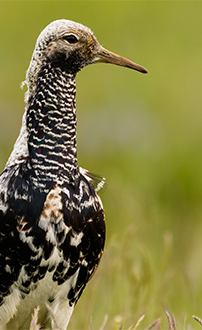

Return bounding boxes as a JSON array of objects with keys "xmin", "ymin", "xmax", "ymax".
[{"xmin": 95, "ymin": 46, "xmax": 148, "ymax": 74}]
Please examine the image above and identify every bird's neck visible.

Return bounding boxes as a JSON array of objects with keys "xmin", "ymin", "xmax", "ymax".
[{"xmin": 26, "ymin": 64, "xmax": 78, "ymax": 183}]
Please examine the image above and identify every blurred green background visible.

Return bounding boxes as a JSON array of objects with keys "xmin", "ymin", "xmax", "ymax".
[{"xmin": 1, "ymin": 1, "xmax": 202, "ymax": 329}]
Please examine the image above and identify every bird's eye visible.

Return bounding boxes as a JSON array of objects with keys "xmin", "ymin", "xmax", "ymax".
[{"xmin": 63, "ymin": 34, "xmax": 78, "ymax": 44}]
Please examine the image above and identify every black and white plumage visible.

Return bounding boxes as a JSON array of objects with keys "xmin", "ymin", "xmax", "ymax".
[{"xmin": 0, "ymin": 19, "xmax": 147, "ymax": 329}]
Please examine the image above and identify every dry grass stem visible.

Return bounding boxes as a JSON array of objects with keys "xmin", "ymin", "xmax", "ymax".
[
  {"xmin": 118, "ymin": 321, "xmax": 125, "ymax": 330},
  {"xmin": 29, "ymin": 306, "xmax": 40, "ymax": 330},
  {"xmin": 192, "ymin": 315, "xmax": 202, "ymax": 327},
  {"xmin": 172, "ymin": 313, "xmax": 177, "ymax": 330},
  {"xmin": 146, "ymin": 317, "xmax": 161, "ymax": 330},
  {"xmin": 89, "ymin": 316, "xmax": 93, "ymax": 330},
  {"xmin": 99, "ymin": 314, "xmax": 108, "ymax": 330},
  {"xmin": 166, "ymin": 312, "xmax": 172, "ymax": 330},
  {"xmin": 131, "ymin": 314, "xmax": 145, "ymax": 330},
  {"xmin": 89, "ymin": 314, "xmax": 108, "ymax": 330}
]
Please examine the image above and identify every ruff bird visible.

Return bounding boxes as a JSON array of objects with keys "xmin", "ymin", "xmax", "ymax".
[{"xmin": 0, "ymin": 19, "xmax": 147, "ymax": 330}]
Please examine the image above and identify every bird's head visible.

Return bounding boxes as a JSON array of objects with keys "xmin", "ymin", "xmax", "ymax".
[{"xmin": 25, "ymin": 19, "xmax": 147, "ymax": 100}]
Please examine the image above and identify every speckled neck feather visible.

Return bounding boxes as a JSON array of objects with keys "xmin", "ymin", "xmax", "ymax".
[{"xmin": 27, "ymin": 64, "xmax": 78, "ymax": 185}]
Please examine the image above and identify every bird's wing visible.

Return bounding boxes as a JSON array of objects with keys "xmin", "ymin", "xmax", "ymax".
[{"xmin": 51, "ymin": 175, "xmax": 105, "ymax": 307}]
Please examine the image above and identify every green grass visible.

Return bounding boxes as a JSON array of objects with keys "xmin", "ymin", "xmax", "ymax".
[{"xmin": 1, "ymin": 1, "xmax": 202, "ymax": 329}]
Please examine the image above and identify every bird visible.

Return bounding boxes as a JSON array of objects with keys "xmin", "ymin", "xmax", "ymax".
[{"xmin": 0, "ymin": 19, "xmax": 147, "ymax": 330}]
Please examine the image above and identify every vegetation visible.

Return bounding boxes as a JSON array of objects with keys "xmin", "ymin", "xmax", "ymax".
[
  {"xmin": 0, "ymin": 1, "xmax": 202, "ymax": 329},
  {"xmin": 29, "ymin": 307, "xmax": 202, "ymax": 330}
]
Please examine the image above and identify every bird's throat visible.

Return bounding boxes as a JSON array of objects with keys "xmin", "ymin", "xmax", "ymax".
[{"xmin": 27, "ymin": 65, "xmax": 78, "ymax": 182}]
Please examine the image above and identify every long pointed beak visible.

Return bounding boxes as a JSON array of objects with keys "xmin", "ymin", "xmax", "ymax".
[{"xmin": 95, "ymin": 46, "xmax": 148, "ymax": 74}]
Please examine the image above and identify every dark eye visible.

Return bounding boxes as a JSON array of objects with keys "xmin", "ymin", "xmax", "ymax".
[{"xmin": 63, "ymin": 34, "xmax": 78, "ymax": 44}]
